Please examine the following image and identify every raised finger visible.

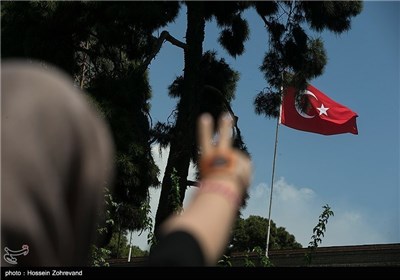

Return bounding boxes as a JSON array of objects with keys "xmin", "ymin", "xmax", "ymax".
[
  {"xmin": 198, "ymin": 113, "xmax": 214, "ymax": 155},
  {"xmin": 218, "ymin": 113, "xmax": 233, "ymax": 151}
]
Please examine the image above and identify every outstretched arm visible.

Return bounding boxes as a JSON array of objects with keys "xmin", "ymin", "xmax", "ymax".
[{"xmin": 150, "ymin": 113, "xmax": 252, "ymax": 266}]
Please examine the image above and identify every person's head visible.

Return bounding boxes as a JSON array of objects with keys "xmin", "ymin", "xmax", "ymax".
[{"xmin": 1, "ymin": 61, "xmax": 114, "ymax": 266}]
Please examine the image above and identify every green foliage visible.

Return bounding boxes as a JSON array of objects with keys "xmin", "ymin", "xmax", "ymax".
[
  {"xmin": 139, "ymin": 200, "xmax": 156, "ymax": 249},
  {"xmin": 204, "ymin": 2, "xmax": 251, "ymax": 57},
  {"xmin": 89, "ymin": 70, "xmax": 159, "ymax": 232},
  {"xmin": 1, "ymin": 1, "xmax": 180, "ymax": 234},
  {"xmin": 106, "ymin": 229, "xmax": 130, "ymax": 258},
  {"xmin": 253, "ymin": 246, "xmax": 273, "ymax": 267},
  {"xmin": 130, "ymin": 245, "xmax": 149, "ymax": 258},
  {"xmin": 153, "ymin": 51, "xmax": 240, "ymax": 151},
  {"xmin": 1, "ymin": 1, "xmax": 87, "ymax": 74},
  {"xmin": 104, "ymin": 230, "xmax": 149, "ymax": 259},
  {"xmin": 309, "ymin": 204, "xmax": 334, "ymax": 248},
  {"xmin": 1, "ymin": 1, "xmax": 180, "ymax": 75},
  {"xmin": 169, "ymin": 168, "xmax": 183, "ymax": 214},
  {"xmin": 147, "ymin": 230, "xmax": 157, "ymax": 249},
  {"xmin": 219, "ymin": 246, "xmax": 274, "ymax": 267},
  {"xmin": 217, "ymin": 255, "xmax": 232, "ymax": 267},
  {"xmin": 89, "ymin": 245, "xmax": 111, "ymax": 267},
  {"xmin": 243, "ymin": 252, "xmax": 255, "ymax": 267},
  {"xmin": 168, "ymin": 51, "xmax": 239, "ymax": 102},
  {"xmin": 305, "ymin": 204, "xmax": 334, "ymax": 265},
  {"xmin": 230, "ymin": 215, "xmax": 302, "ymax": 253},
  {"xmin": 253, "ymin": 1, "xmax": 363, "ymax": 117},
  {"xmin": 89, "ymin": 188, "xmax": 116, "ymax": 267},
  {"xmin": 301, "ymin": 1, "xmax": 363, "ymax": 33}
]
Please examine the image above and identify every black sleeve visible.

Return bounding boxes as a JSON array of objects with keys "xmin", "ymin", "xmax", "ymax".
[{"xmin": 149, "ymin": 230, "xmax": 205, "ymax": 266}]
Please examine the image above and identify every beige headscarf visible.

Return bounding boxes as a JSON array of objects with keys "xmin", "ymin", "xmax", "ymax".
[{"xmin": 1, "ymin": 61, "xmax": 114, "ymax": 266}]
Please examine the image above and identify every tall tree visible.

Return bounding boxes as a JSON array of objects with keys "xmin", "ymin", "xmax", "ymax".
[
  {"xmin": 151, "ymin": 51, "xmax": 244, "ymax": 190},
  {"xmin": 153, "ymin": 1, "xmax": 251, "ymax": 236}
]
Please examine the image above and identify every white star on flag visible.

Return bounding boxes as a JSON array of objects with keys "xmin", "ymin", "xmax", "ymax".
[{"xmin": 317, "ymin": 104, "xmax": 329, "ymax": 116}]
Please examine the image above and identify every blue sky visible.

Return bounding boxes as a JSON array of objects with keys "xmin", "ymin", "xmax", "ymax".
[{"xmin": 131, "ymin": 1, "xmax": 399, "ymax": 250}]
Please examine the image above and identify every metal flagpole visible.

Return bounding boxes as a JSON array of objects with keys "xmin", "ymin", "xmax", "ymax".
[
  {"xmin": 265, "ymin": 85, "xmax": 283, "ymax": 258},
  {"xmin": 128, "ymin": 231, "xmax": 133, "ymax": 262},
  {"xmin": 265, "ymin": 115, "xmax": 280, "ymax": 258}
]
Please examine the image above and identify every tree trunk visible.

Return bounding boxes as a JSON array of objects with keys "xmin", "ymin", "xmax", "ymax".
[{"xmin": 154, "ymin": 1, "xmax": 205, "ymax": 238}]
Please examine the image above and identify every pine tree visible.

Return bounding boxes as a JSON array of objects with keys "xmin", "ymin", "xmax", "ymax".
[{"xmin": 153, "ymin": 1, "xmax": 251, "ymax": 237}]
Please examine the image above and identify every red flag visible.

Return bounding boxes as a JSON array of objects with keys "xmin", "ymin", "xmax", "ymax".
[{"xmin": 280, "ymin": 85, "xmax": 358, "ymax": 135}]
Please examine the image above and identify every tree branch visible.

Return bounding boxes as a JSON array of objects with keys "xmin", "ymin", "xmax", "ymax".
[
  {"xmin": 186, "ymin": 180, "xmax": 199, "ymax": 187},
  {"xmin": 139, "ymin": 31, "xmax": 187, "ymax": 74},
  {"xmin": 258, "ymin": 14, "xmax": 272, "ymax": 29},
  {"xmin": 164, "ymin": 31, "xmax": 187, "ymax": 50}
]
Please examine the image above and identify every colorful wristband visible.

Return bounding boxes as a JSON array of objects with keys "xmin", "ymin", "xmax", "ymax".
[{"xmin": 198, "ymin": 180, "xmax": 242, "ymax": 208}]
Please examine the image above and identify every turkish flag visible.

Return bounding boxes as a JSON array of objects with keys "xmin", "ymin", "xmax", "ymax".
[{"xmin": 280, "ymin": 85, "xmax": 358, "ymax": 135}]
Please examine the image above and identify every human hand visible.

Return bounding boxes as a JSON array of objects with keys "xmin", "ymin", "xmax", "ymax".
[{"xmin": 198, "ymin": 113, "xmax": 252, "ymax": 192}]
